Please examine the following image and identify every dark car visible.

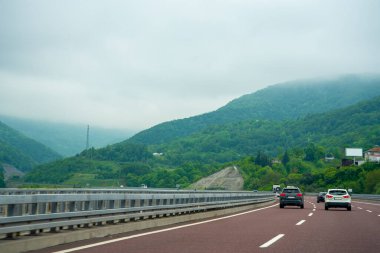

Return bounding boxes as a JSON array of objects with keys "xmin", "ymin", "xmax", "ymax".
[
  {"xmin": 279, "ymin": 186, "xmax": 304, "ymax": 209},
  {"xmin": 317, "ymin": 192, "xmax": 327, "ymax": 203}
]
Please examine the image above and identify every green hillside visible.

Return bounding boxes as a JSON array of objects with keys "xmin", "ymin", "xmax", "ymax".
[
  {"xmin": 0, "ymin": 121, "xmax": 61, "ymax": 171},
  {"xmin": 152, "ymin": 96, "xmax": 380, "ymax": 165},
  {"xmin": 130, "ymin": 74, "xmax": 380, "ymax": 145},
  {"xmin": 23, "ymin": 95, "xmax": 380, "ymax": 193}
]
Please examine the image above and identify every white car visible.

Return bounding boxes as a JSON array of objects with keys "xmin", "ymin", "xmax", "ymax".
[{"xmin": 325, "ymin": 189, "xmax": 351, "ymax": 211}]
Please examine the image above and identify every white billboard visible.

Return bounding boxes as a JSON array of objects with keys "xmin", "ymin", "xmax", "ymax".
[{"xmin": 345, "ymin": 148, "xmax": 363, "ymax": 157}]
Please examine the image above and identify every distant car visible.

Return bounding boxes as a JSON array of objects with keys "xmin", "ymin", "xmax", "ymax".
[
  {"xmin": 279, "ymin": 186, "xmax": 304, "ymax": 209},
  {"xmin": 317, "ymin": 192, "xmax": 327, "ymax": 203},
  {"xmin": 325, "ymin": 189, "xmax": 351, "ymax": 211}
]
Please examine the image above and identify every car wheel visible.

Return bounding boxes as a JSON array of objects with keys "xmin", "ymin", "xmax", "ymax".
[
  {"xmin": 300, "ymin": 204, "xmax": 304, "ymax": 209},
  {"xmin": 325, "ymin": 205, "xmax": 328, "ymax": 210},
  {"xmin": 347, "ymin": 206, "xmax": 351, "ymax": 211},
  {"xmin": 317, "ymin": 200, "xmax": 319, "ymax": 203},
  {"xmin": 280, "ymin": 204, "xmax": 284, "ymax": 208}
]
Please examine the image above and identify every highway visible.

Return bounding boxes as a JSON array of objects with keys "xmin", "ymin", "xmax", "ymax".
[{"xmin": 32, "ymin": 197, "xmax": 380, "ymax": 253}]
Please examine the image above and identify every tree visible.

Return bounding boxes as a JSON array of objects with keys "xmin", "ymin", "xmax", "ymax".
[
  {"xmin": 255, "ymin": 151, "xmax": 271, "ymax": 167},
  {"xmin": 304, "ymin": 143, "xmax": 324, "ymax": 162},
  {"xmin": 282, "ymin": 150, "xmax": 290, "ymax": 165},
  {"xmin": 364, "ymin": 169, "xmax": 380, "ymax": 193}
]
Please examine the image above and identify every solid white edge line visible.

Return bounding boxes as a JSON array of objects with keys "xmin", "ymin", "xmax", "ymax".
[
  {"xmin": 53, "ymin": 203, "xmax": 278, "ymax": 253},
  {"xmin": 296, "ymin": 220, "xmax": 306, "ymax": 225},
  {"xmin": 260, "ymin": 234, "xmax": 285, "ymax": 248}
]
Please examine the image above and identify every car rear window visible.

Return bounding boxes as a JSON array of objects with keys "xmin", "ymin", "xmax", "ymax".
[
  {"xmin": 329, "ymin": 190, "xmax": 347, "ymax": 195},
  {"xmin": 283, "ymin": 189, "xmax": 300, "ymax": 193}
]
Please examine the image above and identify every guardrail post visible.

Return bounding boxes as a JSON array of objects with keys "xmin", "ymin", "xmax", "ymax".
[
  {"xmin": 39, "ymin": 202, "xmax": 47, "ymax": 214},
  {"xmin": 97, "ymin": 200, "xmax": 104, "ymax": 210},
  {"xmin": 84, "ymin": 201, "xmax": 90, "ymax": 211},
  {"xmin": 30, "ymin": 203, "xmax": 37, "ymax": 215}
]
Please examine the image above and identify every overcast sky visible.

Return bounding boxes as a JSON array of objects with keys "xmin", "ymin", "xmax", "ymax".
[{"xmin": 0, "ymin": 0, "xmax": 379, "ymax": 131}]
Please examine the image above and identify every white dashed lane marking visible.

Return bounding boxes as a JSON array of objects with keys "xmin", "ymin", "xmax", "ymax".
[
  {"xmin": 308, "ymin": 213, "xmax": 313, "ymax": 217},
  {"xmin": 296, "ymin": 220, "xmax": 306, "ymax": 226},
  {"xmin": 260, "ymin": 234, "xmax": 285, "ymax": 248},
  {"xmin": 366, "ymin": 210, "xmax": 372, "ymax": 213}
]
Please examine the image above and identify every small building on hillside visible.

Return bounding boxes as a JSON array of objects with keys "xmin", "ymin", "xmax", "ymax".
[{"xmin": 364, "ymin": 147, "xmax": 380, "ymax": 163}]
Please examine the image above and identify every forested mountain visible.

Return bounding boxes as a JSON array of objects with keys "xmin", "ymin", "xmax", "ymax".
[
  {"xmin": 0, "ymin": 116, "xmax": 134, "ymax": 157},
  {"xmin": 151, "ymin": 95, "xmax": 380, "ymax": 166},
  {"xmin": 24, "ymin": 95, "xmax": 380, "ymax": 193},
  {"xmin": 130, "ymin": 74, "xmax": 380, "ymax": 145},
  {"xmin": 0, "ymin": 121, "xmax": 61, "ymax": 171}
]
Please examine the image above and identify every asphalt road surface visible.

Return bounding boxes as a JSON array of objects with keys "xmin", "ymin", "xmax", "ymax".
[{"xmin": 34, "ymin": 197, "xmax": 380, "ymax": 253}]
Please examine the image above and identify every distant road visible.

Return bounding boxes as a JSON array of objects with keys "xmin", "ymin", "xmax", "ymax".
[{"xmin": 34, "ymin": 197, "xmax": 380, "ymax": 253}]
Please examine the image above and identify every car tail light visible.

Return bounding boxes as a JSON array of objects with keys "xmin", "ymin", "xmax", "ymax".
[
  {"xmin": 280, "ymin": 193, "xmax": 286, "ymax": 197},
  {"xmin": 296, "ymin": 193, "xmax": 303, "ymax": 197},
  {"xmin": 326, "ymin": 194, "xmax": 333, "ymax": 199},
  {"xmin": 343, "ymin": 195, "xmax": 351, "ymax": 199}
]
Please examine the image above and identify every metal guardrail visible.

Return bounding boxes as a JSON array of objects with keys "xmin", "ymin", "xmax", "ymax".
[
  {"xmin": 0, "ymin": 188, "xmax": 274, "ymax": 239},
  {"xmin": 351, "ymin": 194, "xmax": 380, "ymax": 201}
]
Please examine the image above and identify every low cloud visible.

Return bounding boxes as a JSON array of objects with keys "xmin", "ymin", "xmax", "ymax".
[{"xmin": 0, "ymin": 0, "xmax": 379, "ymax": 130}]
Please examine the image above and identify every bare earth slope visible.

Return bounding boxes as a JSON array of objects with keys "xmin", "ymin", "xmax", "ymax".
[{"xmin": 190, "ymin": 166, "xmax": 244, "ymax": 191}]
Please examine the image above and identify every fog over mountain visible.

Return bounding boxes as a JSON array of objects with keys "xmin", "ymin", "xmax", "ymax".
[{"xmin": 1, "ymin": 0, "xmax": 379, "ymax": 130}]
